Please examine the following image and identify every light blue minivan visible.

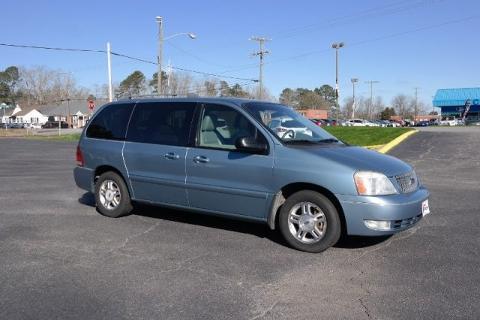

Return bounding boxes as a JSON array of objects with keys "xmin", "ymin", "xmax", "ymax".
[{"xmin": 74, "ymin": 98, "xmax": 430, "ymax": 252}]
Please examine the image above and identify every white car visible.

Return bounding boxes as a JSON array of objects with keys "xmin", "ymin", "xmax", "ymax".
[
  {"xmin": 440, "ymin": 119, "xmax": 457, "ymax": 126},
  {"xmin": 365, "ymin": 120, "xmax": 380, "ymax": 127},
  {"xmin": 268, "ymin": 117, "xmax": 312, "ymax": 138},
  {"xmin": 345, "ymin": 119, "xmax": 369, "ymax": 127},
  {"xmin": 388, "ymin": 121, "xmax": 401, "ymax": 127},
  {"xmin": 28, "ymin": 123, "xmax": 43, "ymax": 129}
]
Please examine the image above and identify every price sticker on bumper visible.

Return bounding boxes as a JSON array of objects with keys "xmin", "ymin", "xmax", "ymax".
[{"xmin": 422, "ymin": 199, "xmax": 430, "ymax": 216}]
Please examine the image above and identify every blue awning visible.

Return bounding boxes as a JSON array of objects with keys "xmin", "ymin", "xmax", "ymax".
[{"xmin": 433, "ymin": 88, "xmax": 480, "ymax": 107}]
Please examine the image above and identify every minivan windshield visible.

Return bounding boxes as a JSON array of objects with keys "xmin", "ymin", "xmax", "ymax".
[{"xmin": 243, "ymin": 102, "xmax": 342, "ymax": 144}]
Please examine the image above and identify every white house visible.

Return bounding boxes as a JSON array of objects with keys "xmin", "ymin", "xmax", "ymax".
[{"xmin": 1, "ymin": 105, "xmax": 48, "ymax": 125}]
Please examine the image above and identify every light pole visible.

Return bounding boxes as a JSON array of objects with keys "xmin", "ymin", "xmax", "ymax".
[
  {"xmin": 332, "ymin": 42, "xmax": 344, "ymax": 121},
  {"xmin": 156, "ymin": 16, "xmax": 196, "ymax": 96},
  {"xmin": 351, "ymin": 78, "xmax": 358, "ymax": 119}
]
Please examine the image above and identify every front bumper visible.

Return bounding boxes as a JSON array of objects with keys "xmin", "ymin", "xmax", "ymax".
[
  {"xmin": 73, "ymin": 167, "xmax": 94, "ymax": 192},
  {"xmin": 337, "ymin": 186, "xmax": 429, "ymax": 236}
]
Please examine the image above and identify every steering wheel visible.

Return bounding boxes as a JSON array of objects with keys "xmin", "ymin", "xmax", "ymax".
[{"xmin": 282, "ymin": 130, "xmax": 296, "ymax": 139}]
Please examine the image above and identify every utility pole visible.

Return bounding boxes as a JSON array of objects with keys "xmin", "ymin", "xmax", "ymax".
[
  {"xmin": 365, "ymin": 80, "xmax": 379, "ymax": 120},
  {"xmin": 351, "ymin": 78, "xmax": 359, "ymax": 119},
  {"xmin": 156, "ymin": 16, "xmax": 164, "ymax": 96},
  {"xmin": 250, "ymin": 36, "xmax": 270, "ymax": 100},
  {"xmin": 106, "ymin": 42, "xmax": 113, "ymax": 102},
  {"xmin": 414, "ymin": 87, "xmax": 419, "ymax": 123}
]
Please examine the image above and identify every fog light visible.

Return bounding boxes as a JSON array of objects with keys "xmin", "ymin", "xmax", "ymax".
[{"xmin": 364, "ymin": 220, "xmax": 392, "ymax": 231}]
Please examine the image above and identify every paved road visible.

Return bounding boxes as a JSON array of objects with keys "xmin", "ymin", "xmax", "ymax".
[{"xmin": 0, "ymin": 131, "xmax": 478, "ymax": 320}]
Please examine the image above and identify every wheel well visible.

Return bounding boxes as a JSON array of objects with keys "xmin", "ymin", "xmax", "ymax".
[
  {"xmin": 270, "ymin": 183, "xmax": 347, "ymax": 236},
  {"xmin": 94, "ymin": 165, "xmax": 124, "ymax": 182}
]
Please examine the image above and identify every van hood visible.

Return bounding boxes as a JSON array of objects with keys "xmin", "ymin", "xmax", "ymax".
[{"xmin": 295, "ymin": 145, "xmax": 412, "ymax": 177}]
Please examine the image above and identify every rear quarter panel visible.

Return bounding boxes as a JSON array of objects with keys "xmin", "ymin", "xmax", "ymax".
[{"xmin": 80, "ymin": 137, "xmax": 132, "ymax": 196}]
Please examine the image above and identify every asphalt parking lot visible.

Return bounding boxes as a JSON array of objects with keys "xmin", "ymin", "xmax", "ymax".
[{"xmin": 1, "ymin": 128, "xmax": 479, "ymax": 320}]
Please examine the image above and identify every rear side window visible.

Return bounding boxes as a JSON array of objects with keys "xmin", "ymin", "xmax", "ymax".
[
  {"xmin": 126, "ymin": 102, "xmax": 195, "ymax": 146},
  {"xmin": 86, "ymin": 104, "xmax": 134, "ymax": 140}
]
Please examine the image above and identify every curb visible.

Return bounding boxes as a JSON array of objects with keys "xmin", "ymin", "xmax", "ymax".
[{"xmin": 377, "ymin": 129, "xmax": 418, "ymax": 154}]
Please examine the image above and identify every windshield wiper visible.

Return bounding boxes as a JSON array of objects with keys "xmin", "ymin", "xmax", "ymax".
[{"xmin": 316, "ymin": 138, "xmax": 339, "ymax": 143}]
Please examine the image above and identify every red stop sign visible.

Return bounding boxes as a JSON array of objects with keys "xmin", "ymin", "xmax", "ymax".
[{"xmin": 88, "ymin": 100, "xmax": 95, "ymax": 111}]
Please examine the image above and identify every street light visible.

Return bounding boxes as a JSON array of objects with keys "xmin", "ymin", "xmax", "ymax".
[
  {"xmin": 351, "ymin": 78, "xmax": 359, "ymax": 119},
  {"xmin": 332, "ymin": 42, "xmax": 344, "ymax": 121},
  {"xmin": 156, "ymin": 16, "xmax": 196, "ymax": 96}
]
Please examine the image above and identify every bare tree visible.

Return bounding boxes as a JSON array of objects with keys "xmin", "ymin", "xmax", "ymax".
[
  {"xmin": 203, "ymin": 80, "xmax": 218, "ymax": 96},
  {"xmin": 372, "ymin": 96, "xmax": 385, "ymax": 119},
  {"xmin": 18, "ymin": 66, "xmax": 88, "ymax": 106},
  {"xmin": 343, "ymin": 97, "xmax": 354, "ymax": 118},
  {"xmin": 392, "ymin": 94, "xmax": 410, "ymax": 119}
]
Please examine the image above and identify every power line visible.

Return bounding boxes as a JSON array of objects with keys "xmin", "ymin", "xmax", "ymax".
[
  {"xmin": 272, "ymin": 0, "xmax": 447, "ymax": 40},
  {"xmin": 0, "ymin": 43, "xmax": 258, "ymax": 82},
  {"xmin": 216, "ymin": 14, "xmax": 478, "ymax": 74},
  {"xmin": 0, "ymin": 42, "xmax": 105, "ymax": 53},
  {"xmin": 165, "ymin": 41, "xmax": 229, "ymax": 68}
]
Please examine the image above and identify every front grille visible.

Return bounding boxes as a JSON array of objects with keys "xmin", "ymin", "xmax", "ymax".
[
  {"xmin": 395, "ymin": 171, "xmax": 419, "ymax": 193},
  {"xmin": 392, "ymin": 214, "xmax": 422, "ymax": 230}
]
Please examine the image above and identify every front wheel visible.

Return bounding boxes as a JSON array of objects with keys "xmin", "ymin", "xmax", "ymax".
[
  {"xmin": 94, "ymin": 171, "xmax": 133, "ymax": 218},
  {"xmin": 278, "ymin": 191, "xmax": 341, "ymax": 253}
]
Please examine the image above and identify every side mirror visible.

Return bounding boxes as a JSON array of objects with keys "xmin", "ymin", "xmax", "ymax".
[{"xmin": 235, "ymin": 136, "xmax": 268, "ymax": 154}]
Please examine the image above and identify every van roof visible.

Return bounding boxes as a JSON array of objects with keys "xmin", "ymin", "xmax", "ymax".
[{"xmin": 112, "ymin": 97, "xmax": 276, "ymax": 106}]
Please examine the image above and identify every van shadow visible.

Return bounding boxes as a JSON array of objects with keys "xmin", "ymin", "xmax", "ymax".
[
  {"xmin": 78, "ymin": 192, "xmax": 392, "ymax": 250},
  {"xmin": 132, "ymin": 202, "xmax": 286, "ymax": 245},
  {"xmin": 334, "ymin": 235, "xmax": 392, "ymax": 249},
  {"xmin": 78, "ymin": 192, "xmax": 95, "ymax": 207}
]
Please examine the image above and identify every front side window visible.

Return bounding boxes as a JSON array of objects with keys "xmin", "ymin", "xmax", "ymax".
[
  {"xmin": 126, "ymin": 102, "xmax": 195, "ymax": 146},
  {"xmin": 243, "ymin": 102, "xmax": 341, "ymax": 144},
  {"xmin": 86, "ymin": 103, "xmax": 134, "ymax": 140},
  {"xmin": 198, "ymin": 104, "xmax": 265, "ymax": 150}
]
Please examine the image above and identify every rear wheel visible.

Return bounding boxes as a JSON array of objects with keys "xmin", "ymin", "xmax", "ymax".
[
  {"xmin": 278, "ymin": 190, "xmax": 341, "ymax": 253},
  {"xmin": 94, "ymin": 171, "xmax": 132, "ymax": 218}
]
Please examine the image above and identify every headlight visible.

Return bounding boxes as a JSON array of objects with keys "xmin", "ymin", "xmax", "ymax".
[{"xmin": 354, "ymin": 171, "xmax": 398, "ymax": 196}]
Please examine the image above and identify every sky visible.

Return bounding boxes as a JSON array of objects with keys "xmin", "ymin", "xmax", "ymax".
[{"xmin": 1, "ymin": 0, "xmax": 479, "ymax": 108}]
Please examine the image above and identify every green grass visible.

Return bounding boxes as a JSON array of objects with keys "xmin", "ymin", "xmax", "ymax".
[
  {"xmin": 25, "ymin": 133, "xmax": 81, "ymax": 142},
  {"xmin": 324, "ymin": 127, "xmax": 412, "ymax": 146}
]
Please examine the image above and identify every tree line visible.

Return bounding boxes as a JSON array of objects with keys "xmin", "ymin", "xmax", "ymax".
[
  {"xmin": 0, "ymin": 65, "xmax": 433, "ymax": 120},
  {"xmin": 0, "ymin": 66, "xmax": 267, "ymax": 108},
  {"xmin": 115, "ymin": 70, "xmax": 265, "ymax": 100}
]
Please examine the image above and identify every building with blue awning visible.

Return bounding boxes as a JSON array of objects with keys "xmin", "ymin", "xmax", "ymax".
[{"xmin": 433, "ymin": 88, "xmax": 480, "ymax": 123}]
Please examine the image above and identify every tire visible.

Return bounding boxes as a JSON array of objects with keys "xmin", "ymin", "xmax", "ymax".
[
  {"xmin": 94, "ymin": 171, "xmax": 133, "ymax": 218},
  {"xmin": 278, "ymin": 190, "xmax": 341, "ymax": 253}
]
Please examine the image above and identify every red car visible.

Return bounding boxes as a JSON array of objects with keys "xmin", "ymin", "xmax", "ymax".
[{"xmin": 310, "ymin": 119, "xmax": 326, "ymax": 126}]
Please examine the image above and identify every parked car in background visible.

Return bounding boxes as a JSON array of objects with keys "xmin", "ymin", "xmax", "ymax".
[
  {"xmin": 28, "ymin": 123, "xmax": 43, "ymax": 129},
  {"xmin": 74, "ymin": 98, "xmax": 430, "ymax": 253},
  {"xmin": 345, "ymin": 119, "xmax": 367, "ymax": 126},
  {"xmin": 415, "ymin": 121, "xmax": 430, "ymax": 127},
  {"xmin": 9, "ymin": 123, "xmax": 25, "ymax": 129},
  {"xmin": 269, "ymin": 116, "xmax": 312, "ymax": 139},
  {"xmin": 310, "ymin": 119, "xmax": 326, "ymax": 127},
  {"xmin": 390, "ymin": 121, "xmax": 401, "ymax": 127},
  {"xmin": 41, "ymin": 121, "xmax": 69, "ymax": 129},
  {"xmin": 440, "ymin": 118, "xmax": 457, "ymax": 126}
]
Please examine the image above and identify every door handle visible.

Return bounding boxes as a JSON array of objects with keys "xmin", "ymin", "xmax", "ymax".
[
  {"xmin": 164, "ymin": 152, "xmax": 180, "ymax": 160},
  {"xmin": 193, "ymin": 155, "xmax": 210, "ymax": 163}
]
